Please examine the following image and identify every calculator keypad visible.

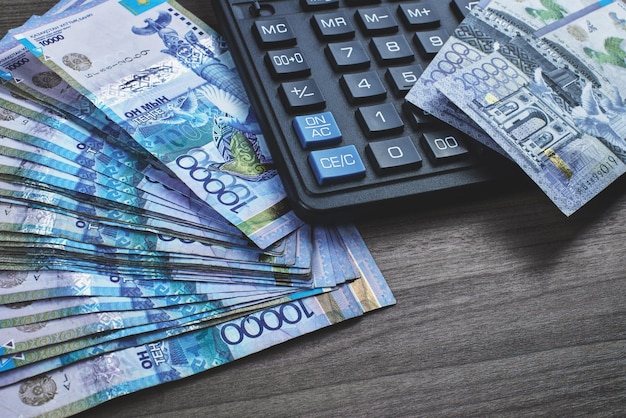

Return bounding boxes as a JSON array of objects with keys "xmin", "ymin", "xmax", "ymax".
[{"xmin": 213, "ymin": 0, "xmax": 510, "ymax": 220}]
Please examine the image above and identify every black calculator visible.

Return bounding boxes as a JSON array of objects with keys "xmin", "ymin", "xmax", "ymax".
[{"xmin": 211, "ymin": 0, "xmax": 520, "ymax": 221}]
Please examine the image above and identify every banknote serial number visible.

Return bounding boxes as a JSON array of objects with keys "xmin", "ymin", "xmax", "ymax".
[
  {"xmin": 220, "ymin": 300, "xmax": 315, "ymax": 345},
  {"xmin": 575, "ymin": 155, "xmax": 620, "ymax": 194}
]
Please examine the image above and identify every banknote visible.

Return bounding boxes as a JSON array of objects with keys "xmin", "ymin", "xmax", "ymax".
[
  {"xmin": 327, "ymin": 226, "xmax": 360, "ymax": 286},
  {"xmin": 0, "ymin": 151, "xmax": 242, "ymax": 234},
  {"xmin": 0, "ymin": 200, "xmax": 284, "ymax": 265},
  {"xmin": 0, "ymin": 85, "xmax": 233, "ymax": 220},
  {"xmin": 0, "ymin": 85, "xmax": 184, "ymax": 192},
  {"xmin": 0, "ymin": 205, "xmax": 314, "ymax": 275},
  {"xmin": 405, "ymin": 2, "xmax": 503, "ymax": 154},
  {"xmin": 1, "ymin": 0, "xmax": 145, "ymax": 149},
  {"xmin": 0, "ymin": 269, "xmax": 293, "ymax": 304},
  {"xmin": 0, "ymin": 285, "xmax": 321, "ymax": 385},
  {"xmin": 0, "ymin": 180, "xmax": 250, "ymax": 248},
  {"xmin": 0, "ymin": 3, "xmax": 396, "ymax": 416},
  {"xmin": 410, "ymin": 0, "xmax": 626, "ymax": 215},
  {"xmin": 0, "ymin": 287, "xmax": 309, "ymax": 378},
  {"xmin": 0, "ymin": 105, "xmax": 254, "ymax": 242},
  {"xmin": 0, "ymin": 293, "xmax": 245, "ymax": 326},
  {"xmin": 485, "ymin": 0, "xmax": 611, "ymax": 31},
  {"xmin": 0, "ymin": 241, "xmax": 311, "ymax": 286},
  {"xmin": 0, "ymin": 112, "xmax": 243, "ymax": 234},
  {"xmin": 0, "ymin": 234, "xmax": 394, "ymax": 417},
  {"xmin": 0, "ymin": 226, "xmax": 365, "ymax": 363},
  {"xmin": 0, "ymin": 311, "xmax": 226, "ymax": 387},
  {"xmin": 14, "ymin": 0, "xmax": 304, "ymax": 248},
  {"xmin": 0, "ymin": 224, "xmax": 359, "ymax": 289},
  {"xmin": 0, "ymin": 288, "xmax": 299, "ymax": 357},
  {"xmin": 0, "ymin": 36, "xmax": 131, "ymax": 144}
]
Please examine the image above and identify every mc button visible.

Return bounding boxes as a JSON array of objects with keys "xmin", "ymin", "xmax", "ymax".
[{"xmin": 253, "ymin": 18, "xmax": 297, "ymax": 48}]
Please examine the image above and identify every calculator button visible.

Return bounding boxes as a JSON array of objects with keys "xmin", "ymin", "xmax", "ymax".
[
  {"xmin": 340, "ymin": 71, "xmax": 387, "ymax": 104},
  {"xmin": 294, "ymin": 111, "xmax": 342, "ymax": 149},
  {"xmin": 367, "ymin": 136, "xmax": 422, "ymax": 173},
  {"xmin": 355, "ymin": 6, "xmax": 398, "ymax": 35},
  {"xmin": 325, "ymin": 41, "xmax": 371, "ymax": 71},
  {"xmin": 253, "ymin": 19, "xmax": 297, "ymax": 48},
  {"xmin": 356, "ymin": 103, "xmax": 404, "ymax": 138},
  {"xmin": 311, "ymin": 12, "xmax": 355, "ymax": 41},
  {"xmin": 370, "ymin": 35, "xmax": 415, "ymax": 65},
  {"xmin": 308, "ymin": 145, "xmax": 366, "ymax": 185},
  {"xmin": 398, "ymin": 3, "xmax": 441, "ymax": 29},
  {"xmin": 385, "ymin": 64, "xmax": 422, "ymax": 97},
  {"xmin": 279, "ymin": 80, "xmax": 326, "ymax": 113},
  {"xmin": 414, "ymin": 29, "xmax": 449, "ymax": 58},
  {"xmin": 421, "ymin": 129, "xmax": 470, "ymax": 163},
  {"xmin": 266, "ymin": 48, "xmax": 311, "ymax": 80}
]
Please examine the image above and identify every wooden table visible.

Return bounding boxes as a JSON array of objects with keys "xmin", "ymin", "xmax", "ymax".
[{"xmin": 2, "ymin": 1, "xmax": 625, "ymax": 416}]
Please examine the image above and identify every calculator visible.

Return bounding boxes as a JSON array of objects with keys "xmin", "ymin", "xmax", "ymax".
[{"xmin": 211, "ymin": 0, "xmax": 520, "ymax": 221}]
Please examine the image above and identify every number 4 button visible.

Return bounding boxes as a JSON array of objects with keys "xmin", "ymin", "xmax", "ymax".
[{"xmin": 340, "ymin": 71, "xmax": 387, "ymax": 103}]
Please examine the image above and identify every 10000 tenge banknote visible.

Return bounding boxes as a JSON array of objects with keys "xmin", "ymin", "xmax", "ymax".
[
  {"xmin": 408, "ymin": 0, "xmax": 626, "ymax": 215},
  {"xmin": 14, "ymin": 0, "xmax": 302, "ymax": 248}
]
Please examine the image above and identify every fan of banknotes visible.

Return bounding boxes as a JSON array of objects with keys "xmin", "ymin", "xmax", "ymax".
[
  {"xmin": 407, "ymin": 0, "xmax": 626, "ymax": 216},
  {"xmin": 0, "ymin": 1, "xmax": 396, "ymax": 416}
]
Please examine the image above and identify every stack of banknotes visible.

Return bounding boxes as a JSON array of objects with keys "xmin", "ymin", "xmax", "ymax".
[
  {"xmin": 408, "ymin": 0, "xmax": 626, "ymax": 216},
  {"xmin": 0, "ymin": 1, "xmax": 396, "ymax": 416}
]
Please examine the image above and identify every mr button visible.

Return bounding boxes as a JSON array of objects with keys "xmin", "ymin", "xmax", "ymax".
[{"xmin": 308, "ymin": 145, "xmax": 366, "ymax": 186}]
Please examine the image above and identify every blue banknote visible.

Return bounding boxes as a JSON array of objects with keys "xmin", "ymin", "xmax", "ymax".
[
  {"xmin": 13, "ymin": 0, "xmax": 304, "ymax": 248},
  {"xmin": 408, "ymin": 0, "xmax": 626, "ymax": 215}
]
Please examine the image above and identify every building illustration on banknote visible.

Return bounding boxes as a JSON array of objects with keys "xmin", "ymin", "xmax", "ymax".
[
  {"xmin": 476, "ymin": 68, "xmax": 579, "ymax": 178},
  {"xmin": 460, "ymin": 2, "xmax": 626, "ymax": 180}
]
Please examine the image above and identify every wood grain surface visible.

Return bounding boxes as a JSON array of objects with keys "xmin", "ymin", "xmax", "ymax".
[{"xmin": 1, "ymin": 1, "xmax": 625, "ymax": 416}]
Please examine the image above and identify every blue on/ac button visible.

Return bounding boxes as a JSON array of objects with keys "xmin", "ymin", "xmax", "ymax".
[
  {"xmin": 294, "ymin": 111, "xmax": 342, "ymax": 149},
  {"xmin": 308, "ymin": 145, "xmax": 366, "ymax": 186}
]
